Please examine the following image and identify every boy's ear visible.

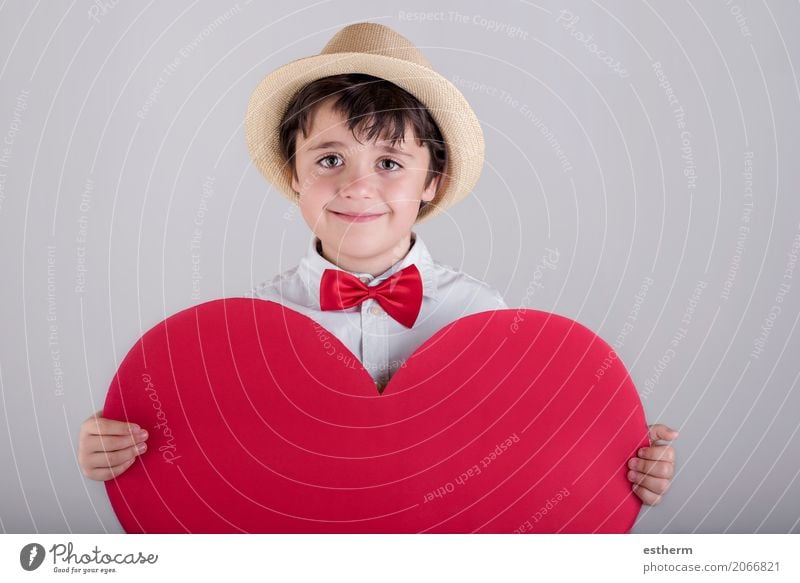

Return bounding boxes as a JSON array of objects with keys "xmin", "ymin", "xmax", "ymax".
[
  {"xmin": 290, "ymin": 169, "xmax": 300, "ymax": 194},
  {"xmin": 421, "ymin": 175, "xmax": 440, "ymax": 202}
]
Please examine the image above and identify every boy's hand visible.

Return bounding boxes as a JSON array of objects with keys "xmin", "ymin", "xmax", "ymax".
[
  {"xmin": 78, "ymin": 410, "xmax": 148, "ymax": 481},
  {"xmin": 627, "ymin": 423, "xmax": 678, "ymax": 506}
]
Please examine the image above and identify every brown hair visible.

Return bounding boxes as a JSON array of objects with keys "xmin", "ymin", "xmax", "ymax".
[{"xmin": 278, "ymin": 73, "xmax": 446, "ymax": 212}]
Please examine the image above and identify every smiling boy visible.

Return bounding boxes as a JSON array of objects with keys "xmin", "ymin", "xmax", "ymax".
[
  {"xmin": 248, "ymin": 71, "xmax": 509, "ymax": 392},
  {"xmin": 78, "ymin": 22, "xmax": 677, "ymax": 508},
  {"xmin": 290, "ymin": 94, "xmax": 435, "ymax": 276}
]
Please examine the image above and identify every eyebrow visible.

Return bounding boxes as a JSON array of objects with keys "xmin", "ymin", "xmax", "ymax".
[{"xmin": 307, "ymin": 140, "xmax": 414, "ymax": 158}]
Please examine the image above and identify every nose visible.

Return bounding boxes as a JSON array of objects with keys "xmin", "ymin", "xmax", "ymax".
[{"xmin": 338, "ymin": 161, "xmax": 378, "ymax": 199}]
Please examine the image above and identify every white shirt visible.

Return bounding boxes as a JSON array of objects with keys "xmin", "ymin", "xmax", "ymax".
[{"xmin": 248, "ymin": 232, "xmax": 507, "ymax": 391}]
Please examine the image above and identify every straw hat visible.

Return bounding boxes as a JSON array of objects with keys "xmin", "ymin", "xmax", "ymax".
[{"xmin": 245, "ymin": 21, "xmax": 484, "ymax": 223}]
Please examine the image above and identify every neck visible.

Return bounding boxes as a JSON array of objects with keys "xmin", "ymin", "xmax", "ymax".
[{"xmin": 319, "ymin": 233, "xmax": 414, "ymax": 277}]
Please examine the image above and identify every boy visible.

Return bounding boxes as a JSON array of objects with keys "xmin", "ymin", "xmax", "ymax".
[{"xmin": 78, "ymin": 22, "xmax": 677, "ymax": 507}]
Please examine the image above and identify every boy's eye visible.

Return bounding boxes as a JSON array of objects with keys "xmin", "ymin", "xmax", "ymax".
[
  {"xmin": 315, "ymin": 155, "xmax": 403, "ymax": 172},
  {"xmin": 317, "ymin": 154, "xmax": 342, "ymax": 169},
  {"xmin": 379, "ymin": 158, "xmax": 402, "ymax": 171}
]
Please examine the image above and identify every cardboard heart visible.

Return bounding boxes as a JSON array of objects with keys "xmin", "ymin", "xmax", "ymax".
[{"xmin": 104, "ymin": 299, "xmax": 648, "ymax": 533}]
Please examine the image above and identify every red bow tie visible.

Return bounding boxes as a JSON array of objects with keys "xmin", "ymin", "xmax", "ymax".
[{"xmin": 319, "ymin": 264, "xmax": 423, "ymax": 328}]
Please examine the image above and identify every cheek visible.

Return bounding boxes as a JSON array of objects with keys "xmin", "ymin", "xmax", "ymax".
[
  {"xmin": 294, "ymin": 165, "xmax": 318, "ymax": 195},
  {"xmin": 297, "ymin": 190, "xmax": 326, "ymax": 225},
  {"xmin": 391, "ymin": 198, "xmax": 420, "ymax": 213},
  {"xmin": 385, "ymin": 185, "xmax": 423, "ymax": 213},
  {"xmin": 385, "ymin": 201, "xmax": 421, "ymax": 227}
]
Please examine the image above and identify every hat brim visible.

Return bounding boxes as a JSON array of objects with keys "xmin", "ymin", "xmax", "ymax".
[{"xmin": 245, "ymin": 52, "xmax": 484, "ymax": 223}]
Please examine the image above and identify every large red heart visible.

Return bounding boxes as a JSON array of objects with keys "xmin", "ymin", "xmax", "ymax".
[{"xmin": 103, "ymin": 299, "xmax": 648, "ymax": 533}]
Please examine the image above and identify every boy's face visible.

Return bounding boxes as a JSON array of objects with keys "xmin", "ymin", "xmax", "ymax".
[{"xmin": 290, "ymin": 98, "xmax": 438, "ymax": 272}]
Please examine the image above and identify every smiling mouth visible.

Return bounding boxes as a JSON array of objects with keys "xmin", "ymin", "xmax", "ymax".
[{"xmin": 329, "ymin": 210, "xmax": 386, "ymax": 223}]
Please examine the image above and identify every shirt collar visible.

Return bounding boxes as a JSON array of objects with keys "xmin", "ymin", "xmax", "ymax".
[{"xmin": 298, "ymin": 231, "xmax": 439, "ymax": 309}]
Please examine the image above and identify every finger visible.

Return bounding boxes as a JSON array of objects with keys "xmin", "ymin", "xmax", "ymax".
[
  {"xmin": 78, "ymin": 411, "xmax": 102, "ymax": 439},
  {"xmin": 637, "ymin": 445, "xmax": 675, "ymax": 463},
  {"xmin": 632, "ymin": 483, "xmax": 663, "ymax": 506},
  {"xmin": 84, "ymin": 457, "xmax": 137, "ymax": 481},
  {"xmin": 628, "ymin": 457, "xmax": 674, "ymax": 479},
  {"xmin": 83, "ymin": 415, "xmax": 141, "ymax": 436},
  {"xmin": 85, "ymin": 442, "xmax": 147, "ymax": 469},
  {"xmin": 627, "ymin": 470, "xmax": 671, "ymax": 495},
  {"xmin": 648, "ymin": 424, "xmax": 679, "ymax": 444},
  {"xmin": 81, "ymin": 431, "xmax": 148, "ymax": 454}
]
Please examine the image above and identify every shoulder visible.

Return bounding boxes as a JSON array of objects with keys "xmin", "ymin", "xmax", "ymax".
[
  {"xmin": 244, "ymin": 265, "xmax": 305, "ymax": 303},
  {"xmin": 430, "ymin": 260, "xmax": 508, "ymax": 311}
]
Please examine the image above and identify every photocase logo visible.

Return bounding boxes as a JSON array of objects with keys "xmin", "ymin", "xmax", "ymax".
[{"xmin": 20, "ymin": 543, "xmax": 46, "ymax": 571}]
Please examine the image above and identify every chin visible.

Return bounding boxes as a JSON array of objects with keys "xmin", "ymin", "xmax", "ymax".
[{"xmin": 326, "ymin": 237, "xmax": 385, "ymax": 258}]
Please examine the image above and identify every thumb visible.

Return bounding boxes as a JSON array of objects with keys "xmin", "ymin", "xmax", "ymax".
[{"xmin": 648, "ymin": 423, "xmax": 679, "ymax": 444}]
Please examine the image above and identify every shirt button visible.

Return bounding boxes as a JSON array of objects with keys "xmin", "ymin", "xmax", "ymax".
[
  {"xmin": 359, "ymin": 276, "xmax": 371, "ymax": 284},
  {"xmin": 369, "ymin": 305, "xmax": 382, "ymax": 316}
]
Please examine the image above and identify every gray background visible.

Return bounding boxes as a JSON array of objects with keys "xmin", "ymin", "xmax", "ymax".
[{"xmin": 1, "ymin": 0, "xmax": 798, "ymax": 534}]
